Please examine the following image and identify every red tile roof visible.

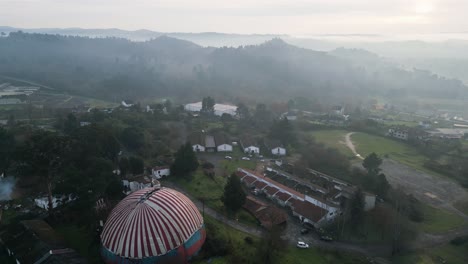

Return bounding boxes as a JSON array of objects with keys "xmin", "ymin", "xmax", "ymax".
[
  {"xmin": 291, "ymin": 200, "xmax": 328, "ymax": 223},
  {"xmin": 242, "ymin": 175, "xmax": 257, "ymax": 185},
  {"xmin": 275, "ymin": 192, "xmax": 292, "ymax": 202},
  {"xmin": 243, "ymin": 196, "xmax": 287, "ymax": 229},
  {"xmin": 254, "ymin": 181, "xmax": 268, "ymax": 190},
  {"xmin": 240, "ymin": 169, "xmax": 305, "ymax": 199},
  {"xmin": 264, "ymin": 185, "xmax": 280, "ymax": 196}
]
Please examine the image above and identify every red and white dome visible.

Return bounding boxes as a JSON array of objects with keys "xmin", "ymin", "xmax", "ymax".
[{"xmin": 100, "ymin": 187, "xmax": 204, "ymax": 260}]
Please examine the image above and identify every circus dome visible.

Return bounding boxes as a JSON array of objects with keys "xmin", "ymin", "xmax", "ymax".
[{"xmin": 100, "ymin": 187, "xmax": 206, "ymax": 264}]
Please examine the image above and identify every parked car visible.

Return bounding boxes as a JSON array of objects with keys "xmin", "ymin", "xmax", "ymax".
[
  {"xmin": 320, "ymin": 236, "xmax": 333, "ymax": 242},
  {"xmin": 296, "ymin": 241, "xmax": 309, "ymax": 248},
  {"xmin": 225, "ymin": 156, "xmax": 232, "ymax": 160},
  {"xmin": 300, "ymin": 229, "xmax": 309, "ymax": 235},
  {"xmin": 241, "ymin": 157, "xmax": 250, "ymax": 161}
]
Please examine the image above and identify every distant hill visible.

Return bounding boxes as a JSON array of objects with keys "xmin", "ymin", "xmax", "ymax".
[{"xmin": 0, "ymin": 32, "xmax": 466, "ymax": 104}]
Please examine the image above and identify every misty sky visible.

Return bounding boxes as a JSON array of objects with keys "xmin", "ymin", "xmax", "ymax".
[{"xmin": 1, "ymin": 0, "xmax": 467, "ymax": 36}]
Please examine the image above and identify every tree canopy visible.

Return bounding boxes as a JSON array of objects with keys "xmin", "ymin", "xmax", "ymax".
[
  {"xmin": 222, "ymin": 174, "xmax": 246, "ymax": 212},
  {"xmin": 171, "ymin": 142, "xmax": 199, "ymax": 178}
]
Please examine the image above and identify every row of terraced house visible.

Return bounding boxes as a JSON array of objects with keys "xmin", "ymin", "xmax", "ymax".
[{"xmin": 236, "ymin": 168, "xmax": 376, "ymax": 228}]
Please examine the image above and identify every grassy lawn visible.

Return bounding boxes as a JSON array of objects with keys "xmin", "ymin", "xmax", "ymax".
[
  {"xmin": 309, "ymin": 130, "xmax": 355, "ymax": 157},
  {"xmin": 454, "ymin": 199, "xmax": 468, "ymax": 216},
  {"xmin": 311, "ymin": 129, "xmax": 433, "ymax": 174},
  {"xmin": 417, "ymin": 203, "xmax": 467, "ymax": 234},
  {"xmin": 351, "ymin": 132, "xmax": 430, "ymax": 172},
  {"xmin": 171, "ymin": 168, "xmax": 258, "ymax": 227},
  {"xmin": 393, "ymin": 242, "xmax": 468, "ymax": 264}
]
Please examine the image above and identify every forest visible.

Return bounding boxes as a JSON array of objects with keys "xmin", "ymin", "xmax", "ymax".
[{"xmin": 0, "ymin": 32, "xmax": 466, "ymax": 105}]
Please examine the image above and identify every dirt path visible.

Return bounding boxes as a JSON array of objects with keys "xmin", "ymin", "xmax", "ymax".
[{"xmin": 344, "ymin": 132, "xmax": 364, "ymax": 160}]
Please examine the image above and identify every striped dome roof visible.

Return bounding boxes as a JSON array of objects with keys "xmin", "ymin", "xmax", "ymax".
[{"xmin": 101, "ymin": 187, "xmax": 204, "ymax": 259}]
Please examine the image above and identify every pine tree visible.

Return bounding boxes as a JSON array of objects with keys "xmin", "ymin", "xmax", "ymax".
[
  {"xmin": 222, "ymin": 174, "xmax": 246, "ymax": 212},
  {"xmin": 171, "ymin": 142, "xmax": 199, "ymax": 178}
]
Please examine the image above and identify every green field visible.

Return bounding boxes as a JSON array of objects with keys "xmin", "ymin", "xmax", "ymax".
[
  {"xmin": 394, "ymin": 242, "xmax": 468, "ymax": 264},
  {"xmin": 418, "ymin": 204, "xmax": 467, "ymax": 234},
  {"xmin": 311, "ymin": 130, "xmax": 436, "ymax": 175},
  {"xmin": 171, "ymin": 167, "xmax": 258, "ymax": 226},
  {"xmin": 308, "ymin": 130, "xmax": 354, "ymax": 157}
]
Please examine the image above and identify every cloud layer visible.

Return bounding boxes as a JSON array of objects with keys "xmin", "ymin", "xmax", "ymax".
[{"xmin": 0, "ymin": 0, "xmax": 466, "ymax": 36}]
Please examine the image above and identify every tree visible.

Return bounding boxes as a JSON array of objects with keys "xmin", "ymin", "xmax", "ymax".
[
  {"xmin": 120, "ymin": 126, "xmax": 145, "ymax": 151},
  {"xmin": 119, "ymin": 157, "xmax": 130, "ymax": 176},
  {"xmin": 269, "ymin": 117, "xmax": 296, "ymax": 146},
  {"xmin": 222, "ymin": 174, "xmax": 246, "ymax": 212},
  {"xmin": 236, "ymin": 102, "xmax": 250, "ymax": 120},
  {"xmin": 63, "ymin": 113, "xmax": 79, "ymax": 134},
  {"xmin": 171, "ymin": 142, "xmax": 199, "ymax": 178},
  {"xmin": 129, "ymin": 156, "xmax": 144, "ymax": 175},
  {"xmin": 348, "ymin": 188, "xmax": 365, "ymax": 227},
  {"xmin": 0, "ymin": 128, "xmax": 15, "ymax": 176},
  {"xmin": 21, "ymin": 131, "xmax": 72, "ymax": 211},
  {"xmin": 363, "ymin": 152, "xmax": 382, "ymax": 175},
  {"xmin": 201, "ymin": 96, "xmax": 215, "ymax": 114}
]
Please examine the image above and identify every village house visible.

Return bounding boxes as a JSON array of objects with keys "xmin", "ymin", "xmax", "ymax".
[
  {"xmin": 272, "ymin": 146, "xmax": 286, "ymax": 156},
  {"xmin": 151, "ymin": 166, "xmax": 170, "ymax": 179},
  {"xmin": 214, "ymin": 133, "xmax": 233, "ymax": 152},
  {"xmin": 185, "ymin": 101, "xmax": 238, "ymax": 116},
  {"xmin": 204, "ymin": 135, "xmax": 216, "ymax": 152},
  {"xmin": 266, "ymin": 139, "xmax": 286, "ymax": 156},
  {"xmin": 387, "ymin": 128, "xmax": 409, "ymax": 140},
  {"xmin": 240, "ymin": 137, "xmax": 260, "ymax": 154},
  {"xmin": 189, "ymin": 132, "xmax": 206, "ymax": 152},
  {"xmin": 243, "ymin": 196, "xmax": 287, "ymax": 229}
]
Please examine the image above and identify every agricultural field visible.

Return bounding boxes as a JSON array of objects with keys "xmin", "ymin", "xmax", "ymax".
[
  {"xmin": 417, "ymin": 204, "xmax": 467, "ymax": 234},
  {"xmin": 393, "ymin": 241, "xmax": 468, "ymax": 264},
  {"xmin": 308, "ymin": 130, "xmax": 355, "ymax": 157},
  {"xmin": 310, "ymin": 129, "xmax": 435, "ymax": 175}
]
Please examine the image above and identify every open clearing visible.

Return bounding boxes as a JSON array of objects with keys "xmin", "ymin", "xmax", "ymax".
[{"xmin": 312, "ymin": 129, "xmax": 468, "ymax": 225}]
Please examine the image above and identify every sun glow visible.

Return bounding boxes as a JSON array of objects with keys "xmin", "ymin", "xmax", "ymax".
[{"xmin": 414, "ymin": 2, "xmax": 435, "ymax": 14}]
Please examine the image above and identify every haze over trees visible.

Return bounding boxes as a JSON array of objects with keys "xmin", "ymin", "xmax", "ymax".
[{"xmin": 0, "ymin": 32, "xmax": 466, "ymax": 105}]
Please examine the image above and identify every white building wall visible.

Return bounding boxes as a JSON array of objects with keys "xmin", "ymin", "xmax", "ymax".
[
  {"xmin": 244, "ymin": 146, "xmax": 260, "ymax": 154},
  {"xmin": 217, "ymin": 144, "xmax": 233, "ymax": 152},
  {"xmin": 152, "ymin": 168, "xmax": 170, "ymax": 179},
  {"xmin": 364, "ymin": 194, "xmax": 376, "ymax": 211},
  {"xmin": 305, "ymin": 195, "xmax": 339, "ymax": 213},
  {"xmin": 271, "ymin": 147, "xmax": 286, "ymax": 156},
  {"xmin": 192, "ymin": 144, "xmax": 205, "ymax": 152}
]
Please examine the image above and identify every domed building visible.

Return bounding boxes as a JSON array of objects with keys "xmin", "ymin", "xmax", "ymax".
[{"xmin": 100, "ymin": 187, "xmax": 206, "ymax": 264}]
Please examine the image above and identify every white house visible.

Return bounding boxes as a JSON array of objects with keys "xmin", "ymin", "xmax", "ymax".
[
  {"xmin": 215, "ymin": 133, "xmax": 233, "ymax": 152},
  {"xmin": 189, "ymin": 132, "xmax": 206, "ymax": 152},
  {"xmin": 217, "ymin": 144, "xmax": 233, "ymax": 152},
  {"xmin": 271, "ymin": 147, "xmax": 286, "ymax": 156},
  {"xmin": 241, "ymin": 137, "xmax": 260, "ymax": 154},
  {"xmin": 244, "ymin": 146, "xmax": 260, "ymax": 154},
  {"xmin": 185, "ymin": 101, "xmax": 237, "ymax": 116},
  {"xmin": 151, "ymin": 166, "xmax": 170, "ymax": 179}
]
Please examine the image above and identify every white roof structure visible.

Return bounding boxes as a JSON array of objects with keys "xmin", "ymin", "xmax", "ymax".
[{"xmin": 185, "ymin": 102, "xmax": 237, "ymax": 116}]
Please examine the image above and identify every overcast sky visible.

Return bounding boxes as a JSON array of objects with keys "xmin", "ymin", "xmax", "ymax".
[{"xmin": 1, "ymin": 0, "xmax": 467, "ymax": 36}]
